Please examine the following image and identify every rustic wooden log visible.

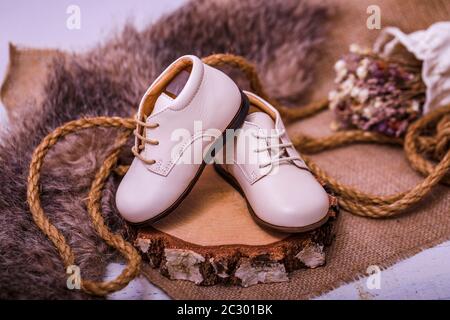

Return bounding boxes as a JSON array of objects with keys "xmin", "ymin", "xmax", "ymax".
[{"xmin": 136, "ymin": 166, "xmax": 338, "ymax": 287}]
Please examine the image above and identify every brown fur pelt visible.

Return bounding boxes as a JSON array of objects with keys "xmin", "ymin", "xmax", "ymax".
[{"xmin": 0, "ymin": 0, "xmax": 329, "ymax": 299}]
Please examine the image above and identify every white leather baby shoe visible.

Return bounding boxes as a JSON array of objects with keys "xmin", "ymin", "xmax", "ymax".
[
  {"xmin": 215, "ymin": 91, "xmax": 330, "ymax": 233},
  {"xmin": 116, "ymin": 55, "xmax": 249, "ymax": 224}
]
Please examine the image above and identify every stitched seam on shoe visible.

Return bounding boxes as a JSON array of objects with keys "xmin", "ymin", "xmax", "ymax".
[{"xmin": 234, "ymin": 160, "xmax": 259, "ymax": 184}]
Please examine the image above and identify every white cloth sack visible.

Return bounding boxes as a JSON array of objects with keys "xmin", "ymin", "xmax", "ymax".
[{"xmin": 374, "ymin": 22, "xmax": 450, "ymax": 114}]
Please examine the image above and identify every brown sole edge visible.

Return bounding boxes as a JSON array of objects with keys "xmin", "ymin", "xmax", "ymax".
[
  {"xmin": 128, "ymin": 90, "xmax": 250, "ymax": 227},
  {"xmin": 213, "ymin": 163, "xmax": 330, "ymax": 233}
]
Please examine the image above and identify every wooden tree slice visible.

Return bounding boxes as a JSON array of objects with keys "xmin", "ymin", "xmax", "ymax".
[{"xmin": 136, "ymin": 166, "xmax": 338, "ymax": 287}]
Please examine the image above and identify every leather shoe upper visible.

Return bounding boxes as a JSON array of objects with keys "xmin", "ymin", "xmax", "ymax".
[
  {"xmin": 116, "ymin": 55, "xmax": 242, "ymax": 223},
  {"xmin": 216, "ymin": 91, "xmax": 329, "ymax": 229}
]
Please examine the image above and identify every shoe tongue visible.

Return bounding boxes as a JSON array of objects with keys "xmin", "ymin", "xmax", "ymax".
[
  {"xmin": 245, "ymin": 112, "xmax": 275, "ymax": 131},
  {"xmin": 153, "ymin": 92, "xmax": 174, "ymax": 114}
]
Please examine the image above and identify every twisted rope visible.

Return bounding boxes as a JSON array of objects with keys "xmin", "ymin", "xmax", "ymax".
[
  {"xmin": 26, "ymin": 54, "xmax": 450, "ymax": 296},
  {"xmin": 27, "ymin": 117, "xmax": 139, "ymax": 296}
]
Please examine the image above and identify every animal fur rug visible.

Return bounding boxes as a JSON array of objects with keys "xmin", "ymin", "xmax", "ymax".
[{"xmin": 0, "ymin": 0, "xmax": 328, "ymax": 299}]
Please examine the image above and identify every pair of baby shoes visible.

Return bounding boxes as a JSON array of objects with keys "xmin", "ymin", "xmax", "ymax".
[{"xmin": 116, "ymin": 55, "xmax": 329, "ymax": 233}]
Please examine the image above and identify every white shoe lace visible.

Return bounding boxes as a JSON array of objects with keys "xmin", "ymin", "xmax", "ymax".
[{"xmin": 252, "ymin": 129, "xmax": 300, "ymax": 168}]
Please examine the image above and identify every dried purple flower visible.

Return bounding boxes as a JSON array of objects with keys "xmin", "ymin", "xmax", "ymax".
[{"xmin": 329, "ymin": 45, "xmax": 426, "ymax": 137}]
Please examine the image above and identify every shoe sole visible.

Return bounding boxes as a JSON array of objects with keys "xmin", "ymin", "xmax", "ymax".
[
  {"xmin": 129, "ymin": 90, "xmax": 250, "ymax": 227},
  {"xmin": 213, "ymin": 163, "xmax": 330, "ymax": 233}
]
